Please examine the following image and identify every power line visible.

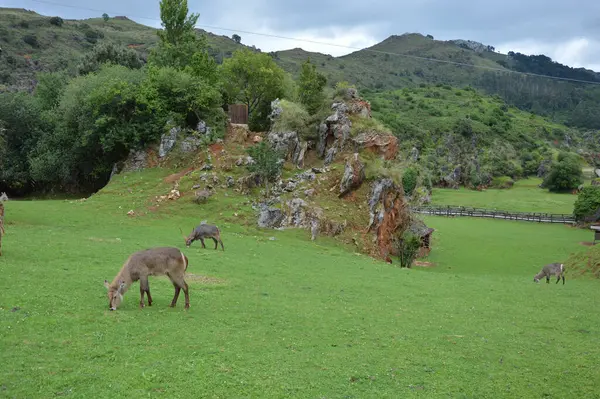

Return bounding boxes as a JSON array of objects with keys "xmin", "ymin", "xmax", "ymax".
[{"xmin": 25, "ymin": 0, "xmax": 600, "ymax": 86}]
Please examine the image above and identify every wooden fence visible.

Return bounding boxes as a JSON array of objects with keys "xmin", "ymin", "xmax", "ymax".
[
  {"xmin": 412, "ymin": 205, "xmax": 576, "ymax": 224},
  {"xmin": 228, "ymin": 104, "xmax": 248, "ymax": 124}
]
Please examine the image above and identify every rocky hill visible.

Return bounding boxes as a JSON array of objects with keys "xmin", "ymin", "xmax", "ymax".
[{"xmin": 1, "ymin": 7, "xmax": 600, "ymax": 129}]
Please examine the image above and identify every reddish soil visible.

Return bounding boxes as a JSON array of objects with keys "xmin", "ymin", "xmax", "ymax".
[
  {"xmin": 163, "ymin": 166, "xmax": 195, "ymax": 184},
  {"xmin": 580, "ymin": 241, "xmax": 596, "ymax": 246},
  {"xmin": 413, "ymin": 261, "xmax": 435, "ymax": 268}
]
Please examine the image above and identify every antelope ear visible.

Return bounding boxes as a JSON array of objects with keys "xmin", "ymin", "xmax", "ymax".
[{"xmin": 104, "ymin": 280, "xmax": 110, "ymax": 289}]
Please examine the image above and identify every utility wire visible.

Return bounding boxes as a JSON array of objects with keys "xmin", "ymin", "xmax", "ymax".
[{"xmin": 25, "ymin": 0, "xmax": 600, "ymax": 86}]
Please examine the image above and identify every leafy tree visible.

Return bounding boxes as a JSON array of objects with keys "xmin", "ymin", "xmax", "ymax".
[
  {"xmin": 29, "ymin": 65, "xmax": 156, "ymax": 191},
  {"xmin": 402, "ymin": 167, "xmax": 418, "ymax": 196},
  {"xmin": 298, "ymin": 58, "xmax": 326, "ymax": 115},
  {"xmin": 573, "ymin": 186, "xmax": 600, "ymax": 222},
  {"xmin": 150, "ymin": 0, "xmax": 205, "ymax": 70},
  {"xmin": 49, "ymin": 16, "xmax": 63, "ymax": 27},
  {"xmin": 232, "ymin": 34, "xmax": 241, "ymax": 44},
  {"xmin": 246, "ymin": 141, "xmax": 281, "ymax": 196},
  {"xmin": 395, "ymin": 230, "xmax": 421, "ymax": 268},
  {"xmin": 78, "ymin": 42, "xmax": 144, "ymax": 75},
  {"xmin": 34, "ymin": 71, "xmax": 69, "ymax": 110},
  {"xmin": 541, "ymin": 152, "xmax": 583, "ymax": 192},
  {"xmin": 102, "ymin": 13, "xmax": 109, "ymax": 22},
  {"xmin": 220, "ymin": 48, "xmax": 286, "ymax": 130},
  {"xmin": 0, "ymin": 93, "xmax": 48, "ymax": 193}
]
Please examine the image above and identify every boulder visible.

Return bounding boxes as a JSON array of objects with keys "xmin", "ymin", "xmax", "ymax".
[
  {"xmin": 258, "ymin": 205, "xmax": 285, "ymax": 228},
  {"xmin": 180, "ymin": 135, "xmax": 203, "ymax": 153},
  {"xmin": 194, "ymin": 189, "xmax": 211, "ymax": 204},
  {"xmin": 352, "ymin": 132, "xmax": 398, "ymax": 160},
  {"xmin": 267, "ymin": 131, "xmax": 306, "ymax": 168},
  {"xmin": 339, "ymin": 153, "xmax": 365, "ymax": 197},
  {"xmin": 159, "ymin": 127, "xmax": 179, "ymax": 158}
]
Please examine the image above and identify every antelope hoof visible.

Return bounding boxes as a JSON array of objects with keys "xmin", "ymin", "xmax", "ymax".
[
  {"xmin": 139, "ymin": 303, "xmax": 145, "ymax": 308},
  {"xmin": 185, "ymin": 304, "xmax": 190, "ymax": 310}
]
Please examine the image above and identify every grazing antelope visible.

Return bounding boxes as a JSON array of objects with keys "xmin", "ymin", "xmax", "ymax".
[
  {"xmin": 533, "ymin": 262, "xmax": 566, "ymax": 285},
  {"xmin": 181, "ymin": 222, "xmax": 224, "ymax": 251},
  {"xmin": 103, "ymin": 247, "xmax": 190, "ymax": 311}
]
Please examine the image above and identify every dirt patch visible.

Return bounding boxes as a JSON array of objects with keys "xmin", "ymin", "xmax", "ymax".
[
  {"xmin": 163, "ymin": 167, "xmax": 195, "ymax": 184},
  {"xmin": 184, "ymin": 274, "xmax": 226, "ymax": 284},
  {"xmin": 147, "ymin": 206, "xmax": 159, "ymax": 213},
  {"xmin": 413, "ymin": 261, "xmax": 435, "ymax": 268},
  {"xmin": 580, "ymin": 242, "xmax": 597, "ymax": 246},
  {"xmin": 209, "ymin": 143, "xmax": 224, "ymax": 154}
]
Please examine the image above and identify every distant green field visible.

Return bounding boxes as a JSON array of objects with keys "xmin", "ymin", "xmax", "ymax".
[
  {"xmin": 431, "ymin": 178, "xmax": 577, "ymax": 214},
  {"xmin": 1, "ymin": 170, "xmax": 599, "ymax": 398}
]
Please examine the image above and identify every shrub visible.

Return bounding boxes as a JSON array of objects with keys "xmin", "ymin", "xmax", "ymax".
[
  {"xmin": 78, "ymin": 42, "xmax": 144, "ymax": 75},
  {"xmin": 22, "ymin": 35, "xmax": 39, "ymax": 48},
  {"xmin": 49, "ymin": 16, "xmax": 63, "ymax": 26},
  {"xmin": 402, "ymin": 167, "xmax": 418, "ymax": 196},
  {"xmin": 270, "ymin": 99, "xmax": 310, "ymax": 138},
  {"xmin": 490, "ymin": 176, "xmax": 514, "ymax": 189},
  {"xmin": 395, "ymin": 230, "xmax": 421, "ymax": 268},
  {"xmin": 541, "ymin": 153, "xmax": 583, "ymax": 192},
  {"xmin": 246, "ymin": 141, "xmax": 281, "ymax": 196},
  {"xmin": 574, "ymin": 186, "xmax": 600, "ymax": 222}
]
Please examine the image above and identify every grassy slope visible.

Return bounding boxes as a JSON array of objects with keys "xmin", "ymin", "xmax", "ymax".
[
  {"xmin": 1, "ymin": 167, "xmax": 599, "ymax": 398},
  {"xmin": 365, "ymin": 84, "xmax": 579, "ymax": 149},
  {"xmin": 430, "ymin": 178, "xmax": 578, "ymax": 214}
]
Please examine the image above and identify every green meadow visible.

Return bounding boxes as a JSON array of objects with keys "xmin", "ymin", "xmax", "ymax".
[{"xmin": 1, "ymin": 170, "xmax": 599, "ymax": 398}]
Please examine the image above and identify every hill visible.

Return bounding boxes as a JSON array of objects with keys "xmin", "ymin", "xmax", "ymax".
[{"xmin": 1, "ymin": 7, "xmax": 600, "ymax": 130}]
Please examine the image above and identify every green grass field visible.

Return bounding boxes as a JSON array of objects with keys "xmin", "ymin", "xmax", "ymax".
[
  {"xmin": 430, "ymin": 178, "xmax": 577, "ymax": 214},
  {"xmin": 1, "ymin": 171, "xmax": 599, "ymax": 398}
]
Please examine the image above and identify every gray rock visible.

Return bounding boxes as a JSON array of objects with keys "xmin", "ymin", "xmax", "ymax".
[
  {"xmin": 121, "ymin": 149, "xmax": 148, "ymax": 172},
  {"xmin": 595, "ymin": 169, "xmax": 600, "ymax": 178},
  {"xmin": 201, "ymin": 163, "xmax": 213, "ymax": 171},
  {"xmin": 339, "ymin": 153, "xmax": 365, "ymax": 196},
  {"xmin": 258, "ymin": 205, "xmax": 285, "ymax": 228},
  {"xmin": 226, "ymin": 176, "xmax": 235, "ymax": 188},
  {"xmin": 304, "ymin": 188, "xmax": 315, "ymax": 197},
  {"xmin": 159, "ymin": 127, "xmax": 179, "ymax": 157},
  {"xmin": 410, "ymin": 147, "xmax": 419, "ymax": 162},
  {"xmin": 196, "ymin": 120, "xmax": 211, "ymax": 135},
  {"xmin": 180, "ymin": 135, "xmax": 202, "ymax": 153}
]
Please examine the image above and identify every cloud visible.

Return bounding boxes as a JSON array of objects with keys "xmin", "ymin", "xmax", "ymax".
[{"xmin": 9, "ymin": 0, "xmax": 600, "ymax": 70}]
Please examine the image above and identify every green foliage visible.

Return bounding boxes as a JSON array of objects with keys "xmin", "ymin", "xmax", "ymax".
[
  {"xmin": 29, "ymin": 65, "xmax": 156, "ymax": 191},
  {"xmin": 246, "ymin": 141, "xmax": 282, "ymax": 195},
  {"xmin": 349, "ymin": 115, "xmax": 391, "ymax": 137},
  {"xmin": 402, "ymin": 167, "xmax": 418, "ymax": 195},
  {"xmin": 298, "ymin": 58, "xmax": 327, "ymax": 115},
  {"xmin": 48, "ymin": 16, "xmax": 63, "ymax": 27},
  {"xmin": 34, "ymin": 71, "xmax": 69, "ymax": 110},
  {"xmin": 102, "ymin": 13, "xmax": 109, "ymax": 22},
  {"xmin": 22, "ymin": 34, "xmax": 38, "ymax": 47},
  {"xmin": 490, "ymin": 176, "xmax": 515, "ymax": 189},
  {"xmin": 573, "ymin": 186, "xmax": 600, "ymax": 222},
  {"xmin": 150, "ymin": 0, "xmax": 206, "ymax": 70},
  {"xmin": 220, "ymin": 48, "xmax": 286, "ymax": 130},
  {"xmin": 232, "ymin": 34, "xmax": 241, "ymax": 44},
  {"xmin": 395, "ymin": 230, "xmax": 421, "ymax": 268},
  {"xmin": 0, "ymin": 92, "xmax": 47, "ymax": 192},
  {"xmin": 77, "ymin": 42, "xmax": 144, "ymax": 76},
  {"xmin": 270, "ymin": 99, "xmax": 310, "ymax": 137},
  {"xmin": 541, "ymin": 152, "xmax": 584, "ymax": 192}
]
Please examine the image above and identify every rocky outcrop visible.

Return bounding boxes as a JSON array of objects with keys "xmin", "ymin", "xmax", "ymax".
[
  {"xmin": 121, "ymin": 147, "xmax": 159, "ymax": 172},
  {"xmin": 159, "ymin": 127, "xmax": 179, "ymax": 158},
  {"xmin": 267, "ymin": 131, "xmax": 307, "ymax": 168},
  {"xmin": 258, "ymin": 205, "xmax": 285, "ymax": 228},
  {"xmin": 352, "ymin": 132, "xmax": 398, "ymax": 160},
  {"xmin": 367, "ymin": 179, "xmax": 410, "ymax": 260},
  {"xmin": 339, "ymin": 153, "xmax": 365, "ymax": 197},
  {"xmin": 318, "ymin": 103, "xmax": 352, "ymax": 166}
]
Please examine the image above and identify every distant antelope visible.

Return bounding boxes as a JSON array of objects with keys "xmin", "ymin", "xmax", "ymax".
[
  {"xmin": 103, "ymin": 247, "xmax": 190, "ymax": 311},
  {"xmin": 533, "ymin": 262, "xmax": 566, "ymax": 285},
  {"xmin": 181, "ymin": 222, "xmax": 224, "ymax": 251}
]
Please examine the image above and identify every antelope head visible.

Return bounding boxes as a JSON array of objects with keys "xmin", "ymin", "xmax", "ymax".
[{"xmin": 104, "ymin": 280, "xmax": 126, "ymax": 311}]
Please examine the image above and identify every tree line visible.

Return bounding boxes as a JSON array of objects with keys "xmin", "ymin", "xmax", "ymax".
[{"xmin": 0, "ymin": 0, "xmax": 327, "ymax": 196}]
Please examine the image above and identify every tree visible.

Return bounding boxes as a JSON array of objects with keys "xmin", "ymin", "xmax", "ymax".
[
  {"xmin": 395, "ymin": 230, "xmax": 421, "ymax": 268},
  {"xmin": 150, "ymin": 0, "xmax": 207, "ymax": 70},
  {"xmin": 102, "ymin": 13, "xmax": 109, "ymax": 22},
  {"xmin": 541, "ymin": 152, "xmax": 583, "ymax": 192},
  {"xmin": 157, "ymin": 0, "xmax": 198, "ymax": 46},
  {"xmin": 574, "ymin": 186, "xmax": 600, "ymax": 222},
  {"xmin": 232, "ymin": 34, "xmax": 241, "ymax": 44},
  {"xmin": 34, "ymin": 71, "xmax": 69, "ymax": 110},
  {"xmin": 78, "ymin": 42, "xmax": 144, "ymax": 75},
  {"xmin": 402, "ymin": 167, "xmax": 418, "ymax": 196},
  {"xmin": 220, "ymin": 48, "xmax": 286, "ymax": 130},
  {"xmin": 297, "ymin": 58, "xmax": 326, "ymax": 115},
  {"xmin": 246, "ymin": 141, "xmax": 281, "ymax": 196}
]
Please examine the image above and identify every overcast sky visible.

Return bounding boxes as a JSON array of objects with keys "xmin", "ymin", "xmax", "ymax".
[{"xmin": 7, "ymin": 0, "xmax": 600, "ymax": 72}]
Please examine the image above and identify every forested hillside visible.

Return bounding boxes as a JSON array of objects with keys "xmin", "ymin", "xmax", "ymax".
[{"xmin": 1, "ymin": 8, "xmax": 600, "ymax": 129}]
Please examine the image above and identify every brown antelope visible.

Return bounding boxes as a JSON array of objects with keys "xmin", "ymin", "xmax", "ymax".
[
  {"xmin": 103, "ymin": 247, "xmax": 190, "ymax": 311},
  {"xmin": 533, "ymin": 262, "xmax": 566, "ymax": 285},
  {"xmin": 180, "ymin": 222, "xmax": 224, "ymax": 251}
]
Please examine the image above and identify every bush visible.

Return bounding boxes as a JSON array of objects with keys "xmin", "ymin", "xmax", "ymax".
[
  {"xmin": 23, "ymin": 35, "xmax": 39, "ymax": 48},
  {"xmin": 541, "ymin": 153, "xmax": 583, "ymax": 192},
  {"xmin": 246, "ymin": 141, "xmax": 281, "ymax": 196},
  {"xmin": 49, "ymin": 16, "xmax": 63, "ymax": 26},
  {"xmin": 270, "ymin": 99, "xmax": 310, "ymax": 138},
  {"xmin": 490, "ymin": 176, "xmax": 514, "ymax": 189},
  {"xmin": 395, "ymin": 230, "xmax": 421, "ymax": 268},
  {"xmin": 78, "ymin": 42, "xmax": 144, "ymax": 75},
  {"xmin": 402, "ymin": 167, "xmax": 418, "ymax": 196},
  {"xmin": 574, "ymin": 186, "xmax": 600, "ymax": 222}
]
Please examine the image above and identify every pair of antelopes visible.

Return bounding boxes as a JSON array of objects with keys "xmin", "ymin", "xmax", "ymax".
[{"xmin": 103, "ymin": 222, "xmax": 224, "ymax": 311}]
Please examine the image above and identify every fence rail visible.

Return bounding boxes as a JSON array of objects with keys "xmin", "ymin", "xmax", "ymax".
[{"xmin": 413, "ymin": 205, "xmax": 576, "ymax": 224}]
